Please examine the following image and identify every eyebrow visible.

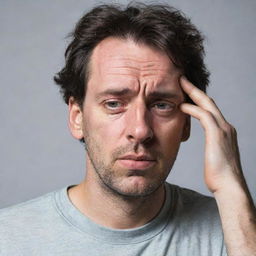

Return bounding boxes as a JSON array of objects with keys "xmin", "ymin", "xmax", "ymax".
[
  {"xmin": 96, "ymin": 88, "xmax": 181, "ymax": 100},
  {"xmin": 96, "ymin": 88, "xmax": 134, "ymax": 99},
  {"xmin": 147, "ymin": 91, "xmax": 181, "ymax": 100}
]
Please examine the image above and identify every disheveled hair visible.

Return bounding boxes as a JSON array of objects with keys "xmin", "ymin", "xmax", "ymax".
[{"xmin": 54, "ymin": 2, "xmax": 209, "ymax": 107}]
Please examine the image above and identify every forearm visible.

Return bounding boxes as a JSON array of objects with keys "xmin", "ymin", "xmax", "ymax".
[
  {"xmin": 179, "ymin": 77, "xmax": 256, "ymax": 255},
  {"xmin": 214, "ymin": 180, "xmax": 256, "ymax": 256}
]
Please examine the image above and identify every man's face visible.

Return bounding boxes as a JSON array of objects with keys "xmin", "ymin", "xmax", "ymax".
[{"xmin": 70, "ymin": 37, "xmax": 190, "ymax": 197}]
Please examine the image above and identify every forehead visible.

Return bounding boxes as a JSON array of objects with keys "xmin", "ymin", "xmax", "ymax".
[{"xmin": 87, "ymin": 37, "xmax": 181, "ymax": 92}]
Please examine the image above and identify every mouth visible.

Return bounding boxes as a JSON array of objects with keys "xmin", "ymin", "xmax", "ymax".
[{"xmin": 117, "ymin": 154, "xmax": 156, "ymax": 170}]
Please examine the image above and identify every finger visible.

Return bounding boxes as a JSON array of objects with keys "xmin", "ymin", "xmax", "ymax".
[
  {"xmin": 180, "ymin": 76, "xmax": 227, "ymax": 125},
  {"xmin": 180, "ymin": 103, "xmax": 220, "ymax": 138}
]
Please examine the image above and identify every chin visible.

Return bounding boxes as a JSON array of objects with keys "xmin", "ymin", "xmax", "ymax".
[{"xmin": 105, "ymin": 176, "xmax": 163, "ymax": 198}]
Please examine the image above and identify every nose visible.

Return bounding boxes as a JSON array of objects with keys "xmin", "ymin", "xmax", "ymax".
[{"xmin": 126, "ymin": 103, "xmax": 153, "ymax": 145}]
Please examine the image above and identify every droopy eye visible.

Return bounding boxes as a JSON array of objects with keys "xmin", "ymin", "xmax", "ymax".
[
  {"xmin": 104, "ymin": 100, "xmax": 125, "ymax": 112},
  {"xmin": 105, "ymin": 100, "xmax": 123, "ymax": 109},
  {"xmin": 151, "ymin": 102, "xmax": 175, "ymax": 111}
]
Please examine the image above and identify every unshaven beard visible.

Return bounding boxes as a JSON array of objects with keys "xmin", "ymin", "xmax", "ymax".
[{"xmin": 83, "ymin": 134, "xmax": 173, "ymax": 200}]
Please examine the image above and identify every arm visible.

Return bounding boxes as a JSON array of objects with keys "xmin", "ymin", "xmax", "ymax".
[{"xmin": 179, "ymin": 76, "xmax": 256, "ymax": 256}]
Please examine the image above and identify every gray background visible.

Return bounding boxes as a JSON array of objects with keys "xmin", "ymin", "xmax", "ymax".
[{"xmin": 0, "ymin": 0, "xmax": 255, "ymax": 208}]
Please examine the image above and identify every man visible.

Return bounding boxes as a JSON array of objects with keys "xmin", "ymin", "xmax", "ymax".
[{"xmin": 0, "ymin": 3, "xmax": 255, "ymax": 255}]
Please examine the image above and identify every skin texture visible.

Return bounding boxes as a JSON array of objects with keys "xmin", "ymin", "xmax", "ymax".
[
  {"xmin": 81, "ymin": 37, "xmax": 189, "ymax": 198},
  {"xmin": 68, "ymin": 37, "xmax": 190, "ymax": 228},
  {"xmin": 68, "ymin": 37, "xmax": 256, "ymax": 254}
]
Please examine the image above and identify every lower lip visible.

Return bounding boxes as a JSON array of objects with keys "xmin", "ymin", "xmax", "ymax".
[{"xmin": 118, "ymin": 159, "xmax": 156, "ymax": 169}]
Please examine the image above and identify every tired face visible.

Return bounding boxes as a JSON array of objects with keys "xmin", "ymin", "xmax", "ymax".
[{"xmin": 69, "ymin": 37, "xmax": 190, "ymax": 197}]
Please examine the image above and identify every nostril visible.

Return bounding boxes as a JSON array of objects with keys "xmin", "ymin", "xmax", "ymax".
[
  {"xmin": 127, "ymin": 135, "xmax": 134, "ymax": 140},
  {"xmin": 126, "ymin": 129, "xmax": 153, "ymax": 144}
]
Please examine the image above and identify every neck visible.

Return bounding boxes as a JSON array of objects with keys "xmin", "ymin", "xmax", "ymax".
[{"xmin": 68, "ymin": 169, "xmax": 166, "ymax": 230}]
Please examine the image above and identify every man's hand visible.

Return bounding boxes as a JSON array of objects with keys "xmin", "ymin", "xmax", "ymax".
[
  {"xmin": 179, "ymin": 76, "xmax": 256, "ymax": 256},
  {"xmin": 179, "ymin": 76, "xmax": 244, "ymax": 193}
]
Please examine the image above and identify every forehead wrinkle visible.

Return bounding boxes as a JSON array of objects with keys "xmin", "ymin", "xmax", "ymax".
[
  {"xmin": 105, "ymin": 70, "xmax": 169, "ymax": 78},
  {"xmin": 102, "ymin": 68, "xmax": 171, "ymax": 86},
  {"xmin": 103, "ymin": 53, "xmax": 171, "ymax": 69},
  {"xmin": 107, "ymin": 59, "xmax": 170, "ymax": 72},
  {"xmin": 91, "ymin": 38, "xmax": 181, "ymax": 95},
  {"xmin": 104, "ymin": 65, "xmax": 179, "ymax": 92},
  {"xmin": 104, "ymin": 63, "xmax": 172, "ymax": 80}
]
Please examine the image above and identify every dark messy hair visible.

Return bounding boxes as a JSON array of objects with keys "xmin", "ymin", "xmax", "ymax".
[{"xmin": 54, "ymin": 2, "xmax": 209, "ymax": 107}]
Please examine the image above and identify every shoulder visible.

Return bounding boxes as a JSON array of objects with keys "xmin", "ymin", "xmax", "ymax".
[
  {"xmin": 0, "ymin": 190, "xmax": 55, "ymax": 221},
  {"xmin": 0, "ymin": 189, "xmax": 62, "ymax": 245}
]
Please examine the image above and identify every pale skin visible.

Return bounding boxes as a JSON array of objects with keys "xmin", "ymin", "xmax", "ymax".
[{"xmin": 68, "ymin": 37, "xmax": 256, "ymax": 255}]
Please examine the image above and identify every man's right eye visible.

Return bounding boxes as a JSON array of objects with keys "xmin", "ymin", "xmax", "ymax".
[
  {"xmin": 105, "ymin": 100, "xmax": 122, "ymax": 108},
  {"xmin": 103, "ymin": 100, "xmax": 126, "ymax": 113}
]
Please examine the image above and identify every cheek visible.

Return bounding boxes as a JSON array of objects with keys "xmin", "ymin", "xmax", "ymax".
[
  {"xmin": 84, "ymin": 110, "xmax": 125, "ymax": 144},
  {"xmin": 153, "ymin": 115, "xmax": 186, "ymax": 147}
]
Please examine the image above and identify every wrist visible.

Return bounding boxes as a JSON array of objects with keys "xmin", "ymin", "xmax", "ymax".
[
  {"xmin": 213, "ymin": 178, "xmax": 254, "ymax": 209},
  {"xmin": 211, "ymin": 168, "xmax": 248, "ymax": 195}
]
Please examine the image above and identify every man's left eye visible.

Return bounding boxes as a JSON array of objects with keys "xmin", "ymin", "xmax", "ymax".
[{"xmin": 152, "ymin": 102, "xmax": 175, "ymax": 110}]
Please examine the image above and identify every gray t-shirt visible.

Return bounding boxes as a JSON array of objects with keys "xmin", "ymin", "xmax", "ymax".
[{"xmin": 0, "ymin": 183, "xmax": 227, "ymax": 255}]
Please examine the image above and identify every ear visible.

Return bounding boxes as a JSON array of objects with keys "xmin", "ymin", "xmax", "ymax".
[
  {"xmin": 68, "ymin": 97, "xmax": 84, "ymax": 140},
  {"xmin": 181, "ymin": 115, "xmax": 191, "ymax": 142}
]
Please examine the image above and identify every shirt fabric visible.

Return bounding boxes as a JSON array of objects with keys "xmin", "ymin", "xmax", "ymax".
[{"xmin": 0, "ymin": 183, "xmax": 227, "ymax": 255}]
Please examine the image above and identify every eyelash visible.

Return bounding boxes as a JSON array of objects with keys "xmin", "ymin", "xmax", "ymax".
[
  {"xmin": 103, "ymin": 99, "xmax": 176, "ymax": 114},
  {"xmin": 104, "ymin": 100, "xmax": 125, "ymax": 110},
  {"xmin": 151, "ymin": 102, "xmax": 175, "ymax": 111}
]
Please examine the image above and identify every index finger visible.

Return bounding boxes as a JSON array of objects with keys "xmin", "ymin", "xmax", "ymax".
[{"xmin": 180, "ymin": 76, "xmax": 226, "ymax": 124}]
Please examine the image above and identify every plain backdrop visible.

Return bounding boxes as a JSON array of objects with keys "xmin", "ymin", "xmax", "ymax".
[{"xmin": 0, "ymin": 0, "xmax": 255, "ymax": 208}]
